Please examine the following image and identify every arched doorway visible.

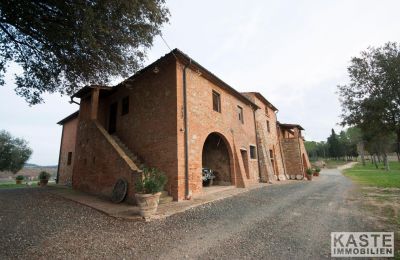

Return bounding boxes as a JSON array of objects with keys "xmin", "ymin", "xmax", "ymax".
[{"xmin": 202, "ymin": 133, "xmax": 232, "ymax": 186}]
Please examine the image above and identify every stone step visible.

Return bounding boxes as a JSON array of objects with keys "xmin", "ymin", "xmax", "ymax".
[{"xmin": 159, "ymin": 196, "xmax": 173, "ymax": 204}]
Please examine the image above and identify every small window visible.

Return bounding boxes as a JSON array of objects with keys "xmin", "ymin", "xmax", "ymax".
[
  {"xmin": 269, "ymin": 149, "xmax": 274, "ymax": 159},
  {"xmin": 121, "ymin": 96, "xmax": 129, "ymax": 115},
  {"xmin": 265, "ymin": 106, "xmax": 269, "ymax": 117},
  {"xmin": 67, "ymin": 152, "xmax": 72, "ymax": 165},
  {"xmin": 267, "ymin": 120, "xmax": 270, "ymax": 133},
  {"xmin": 237, "ymin": 106, "xmax": 244, "ymax": 124},
  {"xmin": 212, "ymin": 91, "xmax": 221, "ymax": 112},
  {"xmin": 250, "ymin": 145, "xmax": 257, "ymax": 159}
]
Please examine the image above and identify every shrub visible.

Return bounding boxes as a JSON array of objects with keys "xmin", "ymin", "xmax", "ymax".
[
  {"xmin": 135, "ymin": 167, "xmax": 167, "ymax": 194},
  {"xmin": 38, "ymin": 171, "xmax": 51, "ymax": 180},
  {"xmin": 306, "ymin": 168, "xmax": 313, "ymax": 175},
  {"xmin": 16, "ymin": 175, "xmax": 24, "ymax": 181},
  {"xmin": 315, "ymin": 167, "xmax": 321, "ymax": 173}
]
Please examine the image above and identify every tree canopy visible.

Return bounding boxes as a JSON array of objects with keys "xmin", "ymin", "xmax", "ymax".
[
  {"xmin": 0, "ymin": 130, "xmax": 32, "ymax": 173},
  {"xmin": 0, "ymin": 0, "xmax": 169, "ymax": 104},
  {"xmin": 338, "ymin": 42, "xmax": 400, "ymax": 161}
]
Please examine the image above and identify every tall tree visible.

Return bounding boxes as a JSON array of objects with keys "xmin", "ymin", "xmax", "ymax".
[
  {"xmin": 327, "ymin": 129, "xmax": 341, "ymax": 159},
  {"xmin": 0, "ymin": 0, "xmax": 169, "ymax": 104},
  {"xmin": 0, "ymin": 130, "xmax": 32, "ymax": 173},
  {"xmin": 338, "ymin": 42, "xmax": 400, "ymax": 161}
]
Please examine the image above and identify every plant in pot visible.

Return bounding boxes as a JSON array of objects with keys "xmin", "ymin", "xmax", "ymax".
[
  {"xmin": 15, "ymin": 175, "xmax": 24, "ymax": 184},
  {"xmin": 38, "ymin": 171, "xmax": 51, "ymax": 186},
  {"xmin": 305, "ymin": 168, "xmax": 313, "ymax": 181},
  {"xmin": 135, "ymin": 167, "xmax": 167, "ymax": 219},
  {"xmin": 313, "ymin": 167, "xmax": 321, "ymax": 176}
]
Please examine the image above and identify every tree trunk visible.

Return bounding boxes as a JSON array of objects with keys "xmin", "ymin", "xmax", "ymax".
[
  {"xmin": 383, "ymin": 153, "xmax": 390, "ymax": 171},
  {"xmin": 359, "ymin": 141, "xmax": 366, "ymax": 166},
  {"xmin": 373, "ymin": 154, "xmax": 379, "ymax": 169}
]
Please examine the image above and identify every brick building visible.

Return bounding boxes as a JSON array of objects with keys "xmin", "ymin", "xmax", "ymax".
[{"xmin": 57, "ymin": 49, "xmax": 310, "ymax": 202}]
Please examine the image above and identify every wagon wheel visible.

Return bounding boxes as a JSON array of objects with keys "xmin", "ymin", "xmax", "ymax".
[{"xmin": 111, "ymin": 178, "xmax": 128, "ymax": 203}]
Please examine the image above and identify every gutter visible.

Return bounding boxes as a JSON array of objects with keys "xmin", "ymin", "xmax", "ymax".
[{"xmin": 183, "ymin": 59, "xmax": 192, "ymax": 199}]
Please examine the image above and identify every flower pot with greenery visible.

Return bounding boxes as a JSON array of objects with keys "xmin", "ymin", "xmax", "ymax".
[
  {"xmin": 135, "ymin": 167, "xmax": 167, "ymax": 218},
  {"xmin": 313, "ymin": 167, "xmax": 321, "ymax": 176},
  {"xmin": 15, "ymin": 175, "xmax": 24, "ymax": 184},
  {"xmin": 38, "ymin": 171, "xmax": 51, "ymax": 186},
  {"xmin": 305, "ymin": 168, "xmax": 313, "ymax": 181}
]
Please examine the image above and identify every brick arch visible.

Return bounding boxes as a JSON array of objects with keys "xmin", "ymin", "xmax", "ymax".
[{"xmin": 201, "ymin": 132, "xmax": 235, "ymax": 186}]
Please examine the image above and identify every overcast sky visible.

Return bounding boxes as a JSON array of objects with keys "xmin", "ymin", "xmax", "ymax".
[{"xmin": 1, "ymin": 0, "xmax": 399, "ymax": 165}]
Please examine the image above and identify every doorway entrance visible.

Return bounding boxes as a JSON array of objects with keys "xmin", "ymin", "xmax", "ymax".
[{"xmin": 108, "ymin": 102, "xmax": 118, "ymax": 134}]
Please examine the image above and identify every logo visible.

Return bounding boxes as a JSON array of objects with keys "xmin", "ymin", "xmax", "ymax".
[{"xmin": 331, "ymin": 232, "xmax": 394, "ymax": 257}]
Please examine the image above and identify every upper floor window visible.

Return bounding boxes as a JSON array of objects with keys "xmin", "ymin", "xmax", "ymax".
[
  {"xmin": 265, "ymin": 106, "xmax": 269, "ymax": 117},
  {"xmin": 122, "ymin": 96, "xmax": 129, "ymax": 115},
  {"xmin": 212, "ymin": 90, "xmax": 221, "ymax": 112},
  {"xmin": 267, "ymin": 120, "xmax": 271, "ymax": 133},
  {"xmin": 237, "ymin": 105, "xmax": 244, "ymax": 124},
  {"xmin": 249, "ymin": 145, "xmax": 257, "ymax": 159}
]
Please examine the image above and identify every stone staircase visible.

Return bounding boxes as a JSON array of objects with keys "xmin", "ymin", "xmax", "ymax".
[
  {"xmin": 111, "ymin": 135, "xmax": 173, "ymax": 204},
  {"xmin": 112, "ymin": 135, "xmax": 145, "ymax": 170}
]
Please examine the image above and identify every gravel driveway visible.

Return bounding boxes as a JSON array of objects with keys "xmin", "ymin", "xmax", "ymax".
[{"xmin": 0, "ymin": 168, "xmax": 372, "ymax": 259}]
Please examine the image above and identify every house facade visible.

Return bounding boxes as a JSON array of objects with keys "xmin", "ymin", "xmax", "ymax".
[{"xmin": 57, "ymin": 49, "xmax": 310, "ymax": 202}]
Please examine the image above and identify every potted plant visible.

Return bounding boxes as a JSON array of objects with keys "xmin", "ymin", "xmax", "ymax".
[
  {"xmin": 38, "ymin": 171, "xmax": 51, "ymax": 186},
  {"xmin": 313, "ymin": 167, "xmax": 321, "ymax": 176},
  {"xmin": 15, "ymin": 175, "xmax": 24, "ymax": 184},
  {"xmin": 135, "ymin": 167, "xmax": 167, "ymax": 218},
  {"xmin": 305, "ymin": 168, "xmax": 313, "ymax": 181}
]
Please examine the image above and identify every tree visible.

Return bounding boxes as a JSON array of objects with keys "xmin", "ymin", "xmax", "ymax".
[
  {"xmin": 0, "ymin": 130, "xmax": 32, "ymax": 173},
  {"xmin": 0, "ymin": 1, "xmax": 169, "ymax": 104},
  {"xmin": 338, "ymin": 42, "xmax": 400, "ymax": 161},
  {"xmin": 327, "ymin": 129, "xmax": 341, "ymax": 159}
]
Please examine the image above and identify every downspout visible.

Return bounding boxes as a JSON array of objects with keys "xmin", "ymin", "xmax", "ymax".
[
  {"xmin": 183, "ymin": 59, "xmax": 192, "ymax": 199},
  {"xmin": 252, "ymin": 108, "xmax": 262, "ymax": 181},
  {"xmin": 56, "ymin": 125, "xmax": 65, "ymax": 184}
]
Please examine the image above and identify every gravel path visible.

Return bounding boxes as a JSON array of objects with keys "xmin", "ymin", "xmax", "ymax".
[{"xmin": 0, "ymin": 168, "xmax": 372, "ymax": 259}]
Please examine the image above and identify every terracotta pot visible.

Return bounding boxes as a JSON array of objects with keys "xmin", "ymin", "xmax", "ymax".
[
  {"xmin": 306, "ymin": 174, "xmax": 312, "ymax": 181},
  {"xmin": 40, "ymin": 179, "xmax": 48, "ymax": 186},
  {"xmin": 135, "ymin": 192, "xmax": 161, "ymax": 218},
  {"xmin": 16, "ymin": 180, "xmax": 22, "ymax": 184}
]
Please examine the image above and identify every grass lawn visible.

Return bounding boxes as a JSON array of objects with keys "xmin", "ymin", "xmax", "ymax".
[
  {"xmin": 0, "ymin": 182, "xmax": 33, "ymax": 189},
  {"xmin": 343, "ymin": 161, "xmax": 400, "ymax": 188},
  {"xmin": 0, "ymin": 181, "xmax": 56, "ymax": 189}
]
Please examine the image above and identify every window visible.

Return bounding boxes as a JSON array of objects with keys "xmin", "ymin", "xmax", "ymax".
[
  {"xmin": 121, "ymin": 96, "xmax": 129, "ymax": 115},
  {"xmin": 267, "ymin": 120, "xmax": 270, "ymax": 133},
  {"xmin": 250, "ymin": 145, "xmax": 257, "ymax": 159},
  {"xmin": 67, "ymin": 152, "xmax": 72, "ymax": 165},
  {"xmin": 237, "ymin": 106, "xmax": 244, "ymax": 124},
  {"xmin": 269, "ymin": 149, "xmax": 274, "ymax": 159},
  {"xmin": 212, "ymin": 90, "xmax": 221, "ymax": 112},
  {"xmin": 265, "ymin": 106, "xmax": 269, "ymax": 116}
]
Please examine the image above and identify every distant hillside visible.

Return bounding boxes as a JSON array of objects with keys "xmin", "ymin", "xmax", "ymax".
[{"xmin": 25, "ymin": 163, "xmax": 58, "ymax": 168}]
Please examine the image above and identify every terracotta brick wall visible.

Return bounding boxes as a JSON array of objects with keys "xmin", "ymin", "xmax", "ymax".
[
  {"xmin": 72, "ymin": 119, "xmax": 139, "ymax": 202},
  {"xmin": 58, "ymin": 117, "xmax": 78, "ymax": 185},
  {"xmin": 177, "ymin": 63, "xmax": 260, "ymax": 199}
]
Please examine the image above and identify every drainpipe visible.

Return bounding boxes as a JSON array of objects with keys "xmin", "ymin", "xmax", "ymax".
[
  {"xmin": 252, "ymin": 108, "xmax": 262, "ymax": 182},
  {"xmin": 183, "ymin": 59, "xmax": 192, "ymax": 199}
]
